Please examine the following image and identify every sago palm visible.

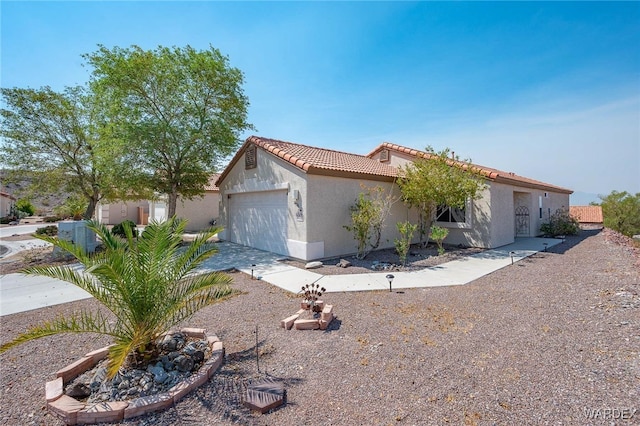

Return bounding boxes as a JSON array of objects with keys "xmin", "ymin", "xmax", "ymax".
[{"xmin": 0, "ymin": 217, "xmax": 235, "ymax": 377}]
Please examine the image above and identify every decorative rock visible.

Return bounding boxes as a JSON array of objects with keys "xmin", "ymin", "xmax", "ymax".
[
  {"xmin": 90, "ymin": 367, "xmax": 107, "ymax": 391},
  {"xmin": 337, "ymin": 259, "xmax": 351, "ymax": 268},
  {"xmin": 148, "ymin": 364, "xmax": 168, "ymax": 384},
  {"xmin": 192, "ymin": 350, "xmax": 205, "ymax": 364},
  {"xmin": 49, "ymin": 331, "xmax": 223, "ymax": 423},
  {"xmin": 66, "ymin": 382, "xmax": 92, "ymax": 398},
  {"xmin": 305, "ymin": 261, "xmax": 323, "ymax": 269},
  {"xmin": 174, "ymin": 355, "xmax": 194, "ymax": 372}
]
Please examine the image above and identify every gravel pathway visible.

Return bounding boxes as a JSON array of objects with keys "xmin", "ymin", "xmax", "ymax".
[{"xmin": 1, "ymin": 229, "xmax": 638, "ymax": 425}]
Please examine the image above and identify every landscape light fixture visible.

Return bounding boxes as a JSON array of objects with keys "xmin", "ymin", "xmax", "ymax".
[
  {"xmin": 509, "ymin": 251, "xmax": 516, "ymax": 265},
  {"xmin": 386, "ymin": 274, "xmax": 395, "ymax": 292},
  {"xmin": 543, "ymin": 243, "xmax": 548, "ymax": 252},
  {"xmin": 251, "ymin": 264, "xmax": 256, "ymax": 280}
]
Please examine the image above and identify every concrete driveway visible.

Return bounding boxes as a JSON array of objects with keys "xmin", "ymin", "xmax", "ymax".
[{"xmin": 0, "ymin": 241, "xmax": 285, "ymax": 316}]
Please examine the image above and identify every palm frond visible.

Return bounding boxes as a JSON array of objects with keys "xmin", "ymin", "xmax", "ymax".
[{"xmin": 0, "ymin": 310, "xmax": 115, "ymax": 353}]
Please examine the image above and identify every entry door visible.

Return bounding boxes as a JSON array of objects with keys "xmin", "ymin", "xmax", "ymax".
[
  {"xmin": 515, "ymin": 206, "xmax": 530, "ymax": 237},
  {"xmin": 228, "ymin": 190, "xmax": 288, "ymax": 255}
]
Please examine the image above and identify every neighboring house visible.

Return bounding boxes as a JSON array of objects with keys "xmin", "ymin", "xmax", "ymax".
[
  {"xmin": 96, "ymin": 175, "xmax": 220, "ymax": 232},
  {"xmin": 215, "ymin": 136, "xmax": 573, "ymax": 261},
  {"xmin": 0, "ymin": 191, "xmax": 16, "ymax": 218},
  {"xmin": 569, "ymin": 205, "xmax": 604, "ymax": 230}
]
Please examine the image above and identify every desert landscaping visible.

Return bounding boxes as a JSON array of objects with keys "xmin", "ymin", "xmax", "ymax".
[{"xmin": 1, "ymin": 228, "xmax": 638, "ymax": 425}]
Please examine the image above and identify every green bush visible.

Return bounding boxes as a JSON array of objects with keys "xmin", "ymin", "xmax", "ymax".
[
  {"xmin": 395, "ymin": 221, "xmax": 417, "ymax": 266},
  {"xmin": 430, "ymin": 225, "xmax": 449, "ymax": 255},
  {"xmin": 35, "ymin": 225, "xmax": 58, "ymax": 237},
  {"xmin": 112, "ymin": 220, "xmax": 137, "ymax": 238},
  {"xmin": 599, "ymin": 191, "xmax": 640, "ymax": 237},
  {"xmin": 540, "ymin": 208, "xmax": 580, "ymax": 237},
  {"xmin": 43, "ymin": 216, "xmax": 61, "ymax": 223},
  {"xmin": 16, "ymin": 199, "xmax": 35, "ymax": 216}
]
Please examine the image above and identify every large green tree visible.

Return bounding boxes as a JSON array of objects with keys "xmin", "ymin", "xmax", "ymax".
[
  {"xmin": 397, "ymin": 147, "xmax": 486, "ymax": 245},
  {"xmin": 85, "ymin": 45, "xmax": 253, "ymax": 217},
  {"xmin": 0, "ymin": 86, "xmax": 141, "ymax": 219},
  {"xmin": 598, "ymin": 191, "xmax": 640, "ymax": 237}
]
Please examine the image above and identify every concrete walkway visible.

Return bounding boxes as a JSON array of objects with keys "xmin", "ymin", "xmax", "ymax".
[
  {"xmin": 227, "ymin": 237, "xmax": 563, "ymax": 294},
  {"xmin": 0, "ymin": 238, "xmax": 562, "ymax": 316}
]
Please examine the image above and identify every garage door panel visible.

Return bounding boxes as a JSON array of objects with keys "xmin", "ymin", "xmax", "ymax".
[{"xmin": 229, "ymin": 191, "xmax": 288, "ymax": 255}]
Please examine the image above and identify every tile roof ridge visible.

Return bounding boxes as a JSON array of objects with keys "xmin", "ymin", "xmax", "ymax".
[
  {"xmin": 372, "ymin": 141, "xmax": 571, "ymax": 193},
  {"xmin": 249, "ymin": 135, "xmax": 369, "ymax": 158}
]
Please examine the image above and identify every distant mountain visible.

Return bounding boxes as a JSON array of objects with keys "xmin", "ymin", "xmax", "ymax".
[{"xmin": 0, "ymin": 170, "xmax": 71, "ymax": 215}]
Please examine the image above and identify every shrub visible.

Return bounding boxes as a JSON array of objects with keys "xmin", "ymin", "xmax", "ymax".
[
  {"xmin": 599, "ymin": 191, "xmax": 640, "ymax": 237},
  {"xmin": 112, "ymin": 220, "xmax": 137, "ymax": 238},
  {"xmin": 540, "ymin": 208, "xmax": 580, "ymax": 237},
  {"xmin": 35, "ymin": 225, "xmax": 58, "ymax": 237},
  {"xmin": 430, "ymin": 225, "xmax": 449, "ymax": 255},
  {"xmin": 16, "ymin": 199, "xmax": 35, "ymax": 216},
  {"xmin": 43, "ymin": 216, "xmax": 61, "ymax": 223},
  {"xmin": 344, "ymin": 185, "xmax": 395, "ymax": 259},
  {"xmin": 395, "ymin": 221, "xmax": 417, "ymax": 266}
]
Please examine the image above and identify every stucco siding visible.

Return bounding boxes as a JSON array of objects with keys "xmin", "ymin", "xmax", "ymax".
[
  {"xmin": 99, "ymin": 200, "xmax": 148, "ymax": 225},
  {"xmin": 175, "ymin": 192, "xmax": 219, "ymax": 232},
  {"xmin": 0, "ymin": 195, "xmax": 14, "ymax": 217},
  {"xmin": 488, "ymin": 183, "xmax": 516, "ymax": 247},
  {"xmin": 306, "ymin": 175, "xmax": 419, "ymax": 259}
]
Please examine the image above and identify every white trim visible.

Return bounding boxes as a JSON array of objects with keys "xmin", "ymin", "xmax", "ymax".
[{"xmin": 287, "ymin": 239, "xmax": 324, "ymax": 260}]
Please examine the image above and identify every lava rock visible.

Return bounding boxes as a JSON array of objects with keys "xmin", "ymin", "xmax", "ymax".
[{"xmin": 66, "ymin": 383, "xmax": 91, "ymax": 398}]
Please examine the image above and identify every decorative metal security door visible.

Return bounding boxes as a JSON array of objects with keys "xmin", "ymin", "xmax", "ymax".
[{"xmin": 515, "ymin": 206, "xmax": 530, "ymax": 236}]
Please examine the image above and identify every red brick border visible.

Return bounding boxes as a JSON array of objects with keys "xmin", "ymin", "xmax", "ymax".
[{"xmin": 45, "ymin": 328, "xmax": 223, "ymax": 425}]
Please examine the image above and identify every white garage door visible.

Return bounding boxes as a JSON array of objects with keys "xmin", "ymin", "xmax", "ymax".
[{"xmin": 228, "ymin": 190, "xmax": 288, "ymax": 255}]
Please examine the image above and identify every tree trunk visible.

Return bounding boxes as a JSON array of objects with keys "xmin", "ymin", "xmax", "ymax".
[
  {"xmin": 84, "ymin": 197, "xmax": 98, "ymax": 220},
  {"xmin": 167, "ymin": 191, "xmax": 178, "ymax": 218}
]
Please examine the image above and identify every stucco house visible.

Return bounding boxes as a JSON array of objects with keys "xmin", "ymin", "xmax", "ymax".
[
  {"xmin": 216, "ymin": 136, "xmax": 573, "ymax": 261},
  {"xmin": 0, "ymin": 191, "xmax": 16, "ymax": 218},
  {"xmin": 569, "ymin": 205, "xmax": 604, "ymax": 230},
  {"xmin": 96, "ymin": 175, "xmax": 220, "ymax": 231}
]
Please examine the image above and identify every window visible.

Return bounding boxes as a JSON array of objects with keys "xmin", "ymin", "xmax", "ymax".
[
  {"xmin": 436, "ymin": 205, "xmax": 466, "ymax": 223},
  {"xmin": 245, "ymin": 145, "xmax": 257, "ymax": 169},
  {"xmin": 379, "ymin": 149, "xmax": 389, "ymax": 162}
]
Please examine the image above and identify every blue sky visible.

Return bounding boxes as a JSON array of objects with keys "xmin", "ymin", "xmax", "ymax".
[{"xmin": 2, "ymin": 1, "xmax": 639, "ymax": 204}]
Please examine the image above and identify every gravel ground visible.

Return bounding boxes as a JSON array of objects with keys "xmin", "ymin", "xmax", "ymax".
[
  {"xmin": 1, "ymin": 229, "xmax": 638, "ymax": 425},
  {"xmin": 281, "ymin": 244, "xmax": 486, "ymax": 275}
]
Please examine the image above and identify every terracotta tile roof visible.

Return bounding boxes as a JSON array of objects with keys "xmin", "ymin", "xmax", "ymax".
[
  {"xmin": 216, "ymin": 136, "xmax": 399, "ymax": 184},
  {"xmin": 370, "ymin": 142, "xmax": 573, "ymax": 194},
  {"xmin": 0, "ymin": 191, "xmax": 16, "ymax": 200},
  {"xmin": 216, "ymin": 136, "xmax": 572, "ymax": 195},
  {"xmin": 570, "ymin": 205, "xmax": 603, "ymax": 223},
  {"xmin": 204, "ymin": 174, "xmax": 220, "ymax": 192}
]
